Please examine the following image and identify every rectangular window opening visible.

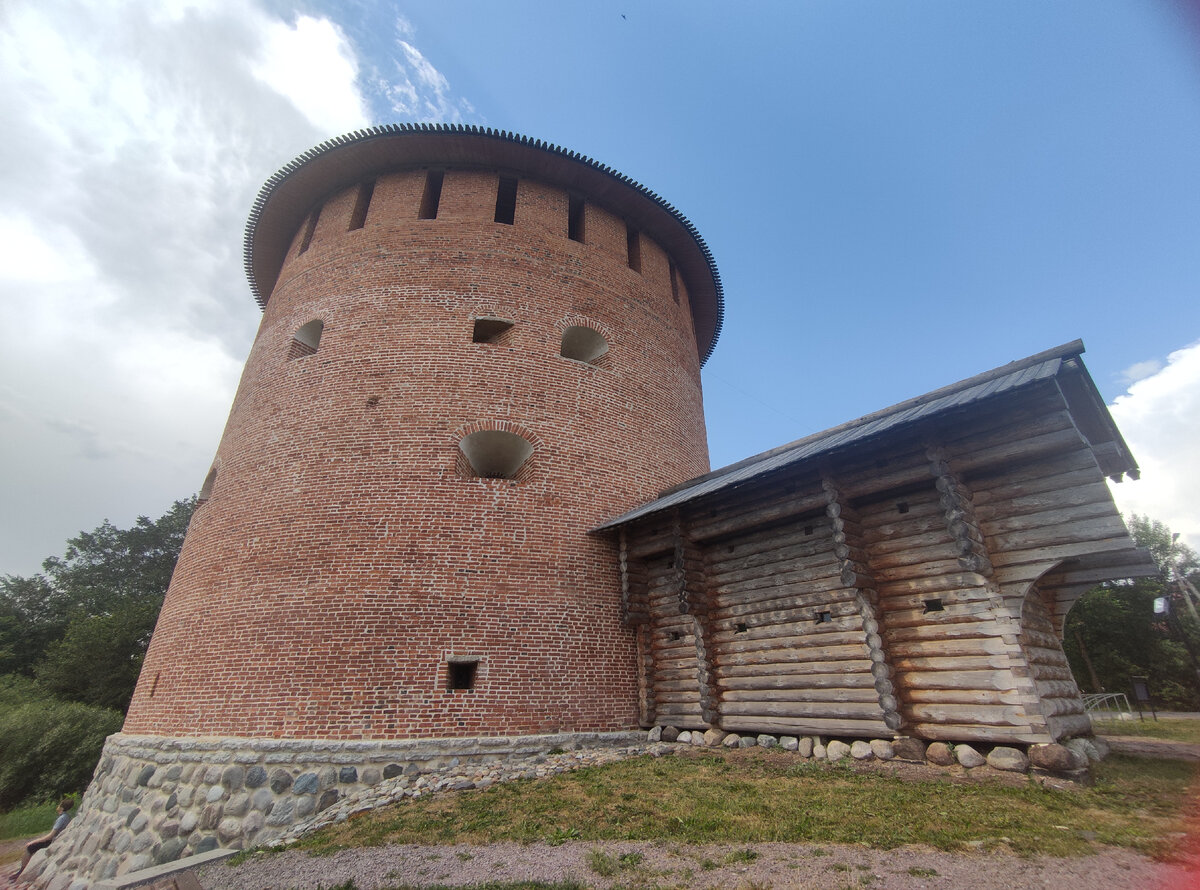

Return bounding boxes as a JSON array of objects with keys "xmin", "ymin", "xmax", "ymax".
[
  {"xmin": 348, "ymin": 180, "xmax": 375, "ymax": 230},
  {"xmin": 804, "ymin": 525, "xmax": 814, "ymax": 536},
  {"xmin": 626, "ymin": 224, "xmax": 641, "ymax": 272},
  {"xmin": 494, "ymin": 175, "xmax": 518, "ymax": 225},
  {"xmin": 897, "ymin": 501, "xmax": 910, "ymax": 514},
  {"xmin": 923, "ymin": 598, "xmax": 945, "ymax": 614},
  {"xmin": 815, "ymin": 610, "xmax": 832, "ymax": 624},
  {"xmin": 447, "ymin": 659, "xmax": 478, "ymax": 691},
  {"xmin": 419, "ymin": 170, "xmax": 445, "ymax": 220},
  {"xmin": 568, "ymin": 196, "xmax": 585, "ymax": 242},
  {"xmin": 735, "ymin": 622, "xmax": 749, "ymax": 634},
  {"xmin": 669, "ymin": 261, "xmax": 680, "ymax": 303},
  {"xmin": 298, "ymin": 206, "xmax": 321, "ymax": 254}
]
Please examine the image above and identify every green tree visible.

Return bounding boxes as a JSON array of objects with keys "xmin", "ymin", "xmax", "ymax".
[
  {"xmin": 0, "ymin": 497, "xmax": 196, "ymax": 711},
  {"xmin": 1065, "ymin": 515, "xmax": 1200, "ymax": 709}
]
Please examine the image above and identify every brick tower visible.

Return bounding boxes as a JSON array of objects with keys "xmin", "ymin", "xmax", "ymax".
[{"xmin": 31, "ymin": 126, "xmax": 723, "ymax": 885}]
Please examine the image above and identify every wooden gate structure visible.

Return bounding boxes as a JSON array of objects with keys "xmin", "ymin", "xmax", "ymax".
[{"xmin": 596, "ymin": 341, "xmax": 1157, "ymax": 745}]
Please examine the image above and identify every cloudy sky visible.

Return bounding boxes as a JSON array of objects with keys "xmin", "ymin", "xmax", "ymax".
[{"xmin": 2, "ymin": 0, "xmax": 1198, "ymax": 577}]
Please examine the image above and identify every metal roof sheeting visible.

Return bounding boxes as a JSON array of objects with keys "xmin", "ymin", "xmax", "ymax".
[{"xmin": 596, "ymin": 346, "xmax": 1083, "ymax": 532}]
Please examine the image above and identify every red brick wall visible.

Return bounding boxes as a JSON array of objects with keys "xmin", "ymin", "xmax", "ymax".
[{"xmin": 125, "ymin": 166, "xmax": 711, "ymax": 740}]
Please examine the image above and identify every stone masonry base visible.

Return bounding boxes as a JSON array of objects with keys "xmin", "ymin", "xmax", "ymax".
[{"xmin": 24, "ymin": 730, "xmax": 642, "ymax": 890}]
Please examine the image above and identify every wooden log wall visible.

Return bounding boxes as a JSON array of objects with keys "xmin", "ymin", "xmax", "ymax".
[{"xmin": 616, "ymin": 378, "xmax": 1141, "ymax": 744}]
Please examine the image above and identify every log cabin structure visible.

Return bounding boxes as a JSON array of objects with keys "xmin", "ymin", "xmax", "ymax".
[{"xmin": 595, "ymin": 340, "xmax": 1157, "ymax": 745}]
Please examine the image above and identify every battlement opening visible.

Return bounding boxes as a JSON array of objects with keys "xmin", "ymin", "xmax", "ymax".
[
  {"xmin": 494, "ymin": 176, "xmax": 517, "ymax": 224},
  {"xmin": 349, "ymin": 180, "xmax": 375, "ymax": 230},
  {"xmin": 473, "ymin": 317, "xmax": 514, "ymax": 344},
  {"xmin": 568, "ymin": 196, "xmax": 585, "ymax": 242},
  {"xmin": 458, "ymin": 430, "xmax": 533, "ymax": 478},
  {"xmin": 626, "ymin": 224, "xmax": 641, "ymax": 272},
  {"xmin": 560, "ymin": 326, "xmax": 608, "ymax": 365},
  {"xmin": 419, "ymin": 170, "xmax": 444, "ymax": 219}
]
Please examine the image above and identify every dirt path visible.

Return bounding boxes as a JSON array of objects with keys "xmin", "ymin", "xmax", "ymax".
[{"xmin": 199, "ymin": 840, "xmax": 1199, "ymax": 890}]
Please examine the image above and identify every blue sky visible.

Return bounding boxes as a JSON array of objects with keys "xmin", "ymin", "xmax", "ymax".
[{"xmin": 2, "ymin": 0, "xmax": 1198, "ymax": 576}]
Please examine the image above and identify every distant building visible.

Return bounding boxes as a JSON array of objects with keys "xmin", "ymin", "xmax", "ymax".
[{"xmin": 29, "ymin": 127, "xmax": 1155, "ymax": 887}]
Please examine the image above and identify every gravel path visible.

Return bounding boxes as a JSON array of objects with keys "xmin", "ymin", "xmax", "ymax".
[{"xmin": 198, "ymin": 840, "xmax": 1199, "ymax": 890}]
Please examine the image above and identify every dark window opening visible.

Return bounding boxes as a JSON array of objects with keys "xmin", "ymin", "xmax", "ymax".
[
  {"xmin": 419, "ymin": 170, "xmax": 444, "ymax": 219},
  {"xmin": 804, "ymin": 525, "xmax": 814, "ymax": 536},
  {"xmin": 626, "ymin": 224, "xmax": 641, "ymax": 272},
  {"xmin": 568, "ymin": 196, "xmax": 585, "ymax": 242},
  {"xmin": 149, "ymin": 672, "xmax": 161, "ymax": 698},
  {"xmin": 735, "ymin": 622, "xmax": 749, "ymax": 634},
  {"xmin": 897, "ymin": 501, "xmax": 910, "ymax": 514},
  {"xmin": 923, "ymin": 598, "xmax": 945, "ymax": 614},
  {"xmin": 815, "ymin": 610, "xmax": 832, "ymax": 624},
  {"xmin": 473, "ymin": 317, "xmax": 514, "ymax": 343},
  {"xmin": 670, "ymin": 631, "xmax": 681, "ymax": 641},
  {"xmin": 298, "ymin": 207, "xmax": 320, "ymax": 253},
  {"xmin": 447, "ymin": 659, "xmax": 478, "ymax": 691},
  {"xmin": 348, "ymin": 180, "xmax": 375, "ymax": 230},
  {"xmin": 494, "ymin": 176, "xmax": 517, "ymax": 224},
  {"xmin": 669, "ymin": 261, "xmax": 680, "ymax": 303}
]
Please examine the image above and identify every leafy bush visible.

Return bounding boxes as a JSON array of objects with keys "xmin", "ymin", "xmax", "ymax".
[{"xmin": 0, "ymin": 674, "xmax": 122, "ymax": 809}]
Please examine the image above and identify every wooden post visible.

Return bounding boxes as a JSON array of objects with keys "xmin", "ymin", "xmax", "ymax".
[
  {"xmin": 822, "ymin": 475, "xmax": 903, "ymax": 733},
  {"xmin": 672, "ymin": 509, "xmax": 719, "ymax": 727}
]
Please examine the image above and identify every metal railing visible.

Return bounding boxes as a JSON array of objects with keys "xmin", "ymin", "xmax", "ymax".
[{"xmin": 1082, "ymin": 692, "xmax": 1135, "ymax": 722}]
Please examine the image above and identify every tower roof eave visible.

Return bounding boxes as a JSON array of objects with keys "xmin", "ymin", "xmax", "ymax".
[{"xmin": 243, "ymin": 124, "xmax": 725, "ymax": 365}]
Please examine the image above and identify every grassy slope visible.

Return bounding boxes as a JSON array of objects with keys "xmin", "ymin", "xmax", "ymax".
[{"xmin": 295, "ymin": 750, "xmax": 1197, "ymax": 859}]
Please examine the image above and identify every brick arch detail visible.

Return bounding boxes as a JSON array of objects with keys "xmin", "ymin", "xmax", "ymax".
[{"xmin": 558, "ymin": 314, "xmax": 615, "ymax": 343}]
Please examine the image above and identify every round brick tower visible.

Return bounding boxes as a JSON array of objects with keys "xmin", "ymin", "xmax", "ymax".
[{"xmin": 31, "ymin": 126, "xmax": 724, "ymax": 886}]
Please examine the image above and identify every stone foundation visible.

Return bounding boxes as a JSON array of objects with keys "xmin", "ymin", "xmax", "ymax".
[{"xmin": 25, "ymin": 730, "xmax": 642, "ymax": 889}]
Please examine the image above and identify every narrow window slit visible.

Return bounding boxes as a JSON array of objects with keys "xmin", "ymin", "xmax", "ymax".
[
  {"xmin": 670, "ymin": 631, "xmax": 681, "ymax": 642},
  {"xmin": 494, "ymin": 176, "xmax": 517, "ymax": 224},
  {"xmin": 298, "ymin": 207, "xmax": 320, "ymax": 254},
  {"xmin": 626, "ymin": 224, "xmax": 641, "ymax": 272},
  {"xmin": 815, "ymin": 610, "xmax": 832, "ymax": 624},
  {"xmin": 419, "ymin": 170, "xmax": 444, "ymax": 219},
  {"xmin": 348, "ymin": 180, "xmax": 375, "ymax": 230},
  {"xmin": 669, "ymin": 261, "xmax": 680, "ymax": 303},
  {"xmin": 897, "ymin": 501, "xmax": 910, "ymax": 514},
  {"xmin": 804, "ymin": 525, "xmax": 814, "ymax": 536},
  {"xmin": 923, "ymin": 598, "xmax": 945, "ymax": 614},
  {"xmin": 568, "ymin": 196, "xmax": 585, "ymax": 242}
]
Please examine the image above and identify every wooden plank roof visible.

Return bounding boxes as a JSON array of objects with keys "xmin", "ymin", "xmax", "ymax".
[{"xmin": 595, "ymin": 340, "xmax": 1139, "ymax": 531}]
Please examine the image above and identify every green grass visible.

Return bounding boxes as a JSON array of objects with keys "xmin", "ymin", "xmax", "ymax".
[
  {"xmin": 293, "ymin": 750, "xmax": 1198, "ymax": 859},
  {"xmin": 0, "ymin": 800, "xmax": 58, "ymax": 841},
  {"xmin": 1092, "ymin": 716, "xmax": 1200, "ymax": 744}
]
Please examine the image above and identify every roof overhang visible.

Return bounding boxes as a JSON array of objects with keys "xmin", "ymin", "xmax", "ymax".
[{"xmin": 244, "ymin": 124, "xmax": 725, "ymax": 365}]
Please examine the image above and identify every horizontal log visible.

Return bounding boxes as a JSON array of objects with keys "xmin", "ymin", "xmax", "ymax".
[
  {"xmin": 901, "ymin": 688, "xmax": 1029, "ymax": 707},
  {"xmin": 989, "ymin": 536, "xmax": 1139, "ymax": 570},
  {"xmin": 1046, "ymin": 712, "xmax": 1092, "ymax": 739},
  {"xmin": 882, "ymin": 599, "xmax": 1000, "ymax": 629},
  {"xmin": 891, "ymin": 654, "xmax": 1011, "ymax": 673},
  {"xmin": 977, "ymin": 499, "xmax": 1117, "ymax": 539},
  {"xmin": 713, "ymin": 579, "xmax": 852, "ymax": 615},
  {"xmin": 712, "ymin": 622, "xmax": 866, "ymax": 650},
  {"xmin": 718, "ymin": 649, "xmax": 875, "ymax": 669},
  {"xmin": 862, "ymin": 512, "xmax": 947, "ymax": 548},
  {"xmin": 711, "ymin": 606, "xmax": 861, "ymax": 640},
  {"xmin": 719, "ymin": 671, "xmax": 877, "ymax": 691},
  {"xmin": 720, "ymin": 700, "xmax": 887, "ymax": 720},
  {"xmin": 717, "ymin": 716, "xmax": 894, "ymax": 738},
  {"xmin": 887, "ymin": 636, "xmax": 1018, "ymax": 659},
  {"xmin": 689, "ymin": 492, "xmax": 830, "ymax": 543},
  {"xmin": 712, "ymin": 562, "xmax": 841, "ymax": 594},
  {"xmin": 943, "ymin": 407, "xmax": 1075, "ymax": 459},
  {"xmin": 856, "ymin": 493, "xmax": 942, "ymax": 527},
  {"xmin": 886, "ymin": 622, "xmax": 1011, "ymax": 644},
  {"xmin": 1027, "ymin": 679, "xmax": 1082, "ymax": 700},
  {"xmin": 874, "ymin": 572, "xmax": 992, "ymax": 597},
  {"xmin": 906, "ymin": 702, "xmax": 1031, "ymax": 727},
  {"xmin": 865, "ymin": 525, "xmax": 958, "ymax": 558},
  {"xmin": 721, "ymin": 688, "xmax": 881, "ymax": 704},
  {"xmin": 706, "ymin": 525, "xmax": 834, "ymax": 568},
  {"xmin": 905, "ymin": 722, "xmax": 1049, "ymax": 745},
  {"xmin": 1039, "ymin": 696, "xmax": 1085, "ymax": 717},
  {"xmin": 967, "ymin": 450, "xmax": 1100, "ymax": 500},
  {"xmin": 975, "ymin": 480, "xmax": 1111, "ymax": 525},
  {"xmin": 986, "ymin": 515, "xmax": 1129, "ymax": 557},
  {"xmin": 900, "ymin": 669, "xmax": 1020, "ymax": 692},
  {"xmin": 872, "ymin": 556, "xmax": 964, "ymax": 583}
]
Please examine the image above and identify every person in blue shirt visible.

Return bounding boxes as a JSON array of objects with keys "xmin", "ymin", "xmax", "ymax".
[{"xmin": 12, "ymin": 797, "xmax": 73, "ymax": 881}]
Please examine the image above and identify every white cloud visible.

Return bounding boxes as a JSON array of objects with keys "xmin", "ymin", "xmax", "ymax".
[
  {"xmin": 1109, "ymin": 340, "xmax": 1200, "ymax": 551},
  {"xmin": 251, "ymin": 15, "xmax": 370, "ymax": 134},
  {"xmin": 1119, "ymin": 358, "xmax": 1164, "ymax": 386},
  {"xmin": 0, "ymin": 0, "xmax": 360, "ymax": 576},
  {"xmin": 378, "ymin": 18, "xmax": 475, "ymax": 122}
]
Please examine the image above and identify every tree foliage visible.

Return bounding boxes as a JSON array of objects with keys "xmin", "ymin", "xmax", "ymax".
[
  {"xmin": 0, "ymin": 498, "xmax": 195, "ymax": 711},
  {"xmin": 1064, "ymin": 515, "xmax": 1200, "ymax": 710}
]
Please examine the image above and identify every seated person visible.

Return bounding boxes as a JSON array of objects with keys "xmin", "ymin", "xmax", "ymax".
[{"xmin": 13, "ymin": 797, "xmax": 74, "ymax": 881}]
